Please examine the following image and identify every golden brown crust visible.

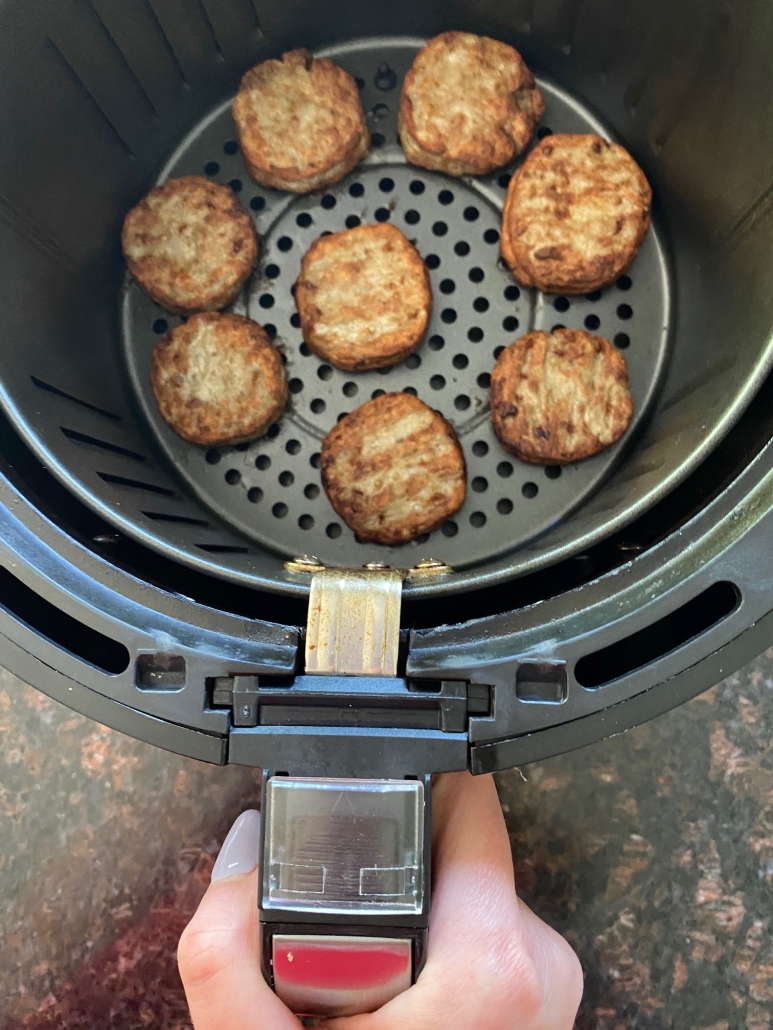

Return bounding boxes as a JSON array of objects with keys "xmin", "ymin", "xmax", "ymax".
[
  {"xmin": 122, "ymin": 176, "xmax": 257, "ymax": 316},
  {"xmin": 151, "ymin": 313, "xmax": 287, "ymax": 447},
  {"xmin": 398, "ymin": 32, "xmax": 544, "ymax": 177},
  {"xmin": 321, "ymin": 393, "xmax": 467, "ymax": 544},
  {"xmin": 501, "ymin": 133, "xmax": 652, "ymax": 294},
  {"xmin": 233, "ymin": 48, "xmax": 370, "ymax": 193},
  {"xmin": 491, "ymin": 328, "xmax": 633, "ymax": 464},
  {"xmin": 295, "ymin": 224, "xmax": 432, "ymax": 371}
]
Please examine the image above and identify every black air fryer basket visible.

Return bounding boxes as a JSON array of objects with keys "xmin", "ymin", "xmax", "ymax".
[{"xmin": 1, "ymin": 0, "xmax": 773, "ymax": 793}]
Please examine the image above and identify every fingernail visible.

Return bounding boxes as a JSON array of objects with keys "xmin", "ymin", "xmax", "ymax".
[{"xmin": 211, "ymin": 809, "xmax": 261, "ymax": 882}]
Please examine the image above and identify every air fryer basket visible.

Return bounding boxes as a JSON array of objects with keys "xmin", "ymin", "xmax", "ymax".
[
  {"xmin": 1, "ymin": 0, "xmax": 773, "ymax": 775},
  {"xmin": 0, "ymin": 0, "xmax": 770, "ymax": 600}
]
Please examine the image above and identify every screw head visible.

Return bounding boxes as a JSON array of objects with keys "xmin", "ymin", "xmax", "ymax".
[
  {"xmin": 284, "ymin": 555, "xmax": 325, "ymax": 573},
  {"xmin": 364, "ymin": 561, "xmax": 391, "ymax": 570},
  {"xmin": 407, "ymin": 558, "xmax": 453, "ymax": 577}
]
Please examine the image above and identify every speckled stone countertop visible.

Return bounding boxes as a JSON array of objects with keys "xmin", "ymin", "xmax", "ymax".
[{"xmin": 2, "ymin": 648, "xmax": 773, "ymax": 1030}]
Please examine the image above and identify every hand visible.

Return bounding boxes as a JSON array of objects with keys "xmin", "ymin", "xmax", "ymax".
[{"xmin": 178, "ymin": 772, "xmax": 583, "ymax": 1030}]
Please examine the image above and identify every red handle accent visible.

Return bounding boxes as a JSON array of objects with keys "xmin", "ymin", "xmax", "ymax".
[{"xmin": 272, "ymin": 935, "xmax": 413, "ymax": 1017}]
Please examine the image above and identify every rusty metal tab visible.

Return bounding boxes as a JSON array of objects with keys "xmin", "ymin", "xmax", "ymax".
[{"xmin": 305, "ymin": 569, "xmax": 402, "ymax": 676}]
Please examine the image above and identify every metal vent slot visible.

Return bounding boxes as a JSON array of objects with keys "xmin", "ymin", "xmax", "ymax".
[
  {"xmin": 89, "ymin": 0, "xmax": 189, "ymax": 113},
  {"xmin": 192, "ymin": 0, "xmax": 225, "ymax": 60},
  {"xmin": 45, "ymin": 37, "xmax": 135, "ymax": 155},
  {"xmin": 141, "ymin": 510, "xmax": 210, "ymax": 526},
  {"xmin": 82, "ymin": 0, "xmax": 162, "ymax": 118},
  {"xmin": 198, "ymin": 0, "xmax": 263, "ymax": 55},
  {"xmin": 196, "ymin": 543, "xmax": 249, "ymax": 554},
  {"xmin": 96, "ymin": 472, "xmax": 175, "ymax": 496},
  {"xmin": 61, "ymin": 427, "xmax": 146, "ymax": 462},
  {"xmin": 31, "ymin": 376, "xmax": 121, "ymax": 421},
  {"xmin": 145, "ymin": 0, "xmax": 234, "ymax": 81},
  {"xmin": 140, "ymin": 0, "xmax": 192, "ymax": 86}
]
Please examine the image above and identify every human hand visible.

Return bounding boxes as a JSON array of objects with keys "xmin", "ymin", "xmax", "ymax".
[{"xmin": 178, "ymin": 771, "xmax": 583, "ymax": 1030}]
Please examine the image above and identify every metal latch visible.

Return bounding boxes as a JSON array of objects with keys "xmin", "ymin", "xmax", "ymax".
[
  {"xmin": 306, "ymin": 566, "xmax": 403, "ymax": 676},
  {"xmin": 290, "ymin": 556, "xmax": 452, "ymax": 678}
]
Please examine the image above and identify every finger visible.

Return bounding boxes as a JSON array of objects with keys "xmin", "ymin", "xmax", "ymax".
[
  {"xmin": 321, "ymin": 773, "xmax": 581, "ymax": 1030},
  {"xmin": 429, "ymin": 770, "xmax": 521, "ymax": 937},
  {"xmin": 178, "ymin": 810, "xmax": 301, "ymax": 1030},
  {"xmin": 322, "ymin": 773, "xmax": 527, "ymax": 1030},
  {"xmin": 428, "ymin": 775, "xmax": 582, "ymax": 1029},
  {"xmin": 516, "ymin": 898, "xmax": 584, "ymax": 1030}
]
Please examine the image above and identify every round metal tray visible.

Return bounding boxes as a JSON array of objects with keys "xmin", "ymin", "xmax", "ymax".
[{"xmin": 122, "ymin": 37, "xmax": 671, "ymax": 573}]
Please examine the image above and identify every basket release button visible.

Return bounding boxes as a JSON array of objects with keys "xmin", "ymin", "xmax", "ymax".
[{"xmin": 272, "ymin": 934, "xmax": 412, "ymax": 1017}]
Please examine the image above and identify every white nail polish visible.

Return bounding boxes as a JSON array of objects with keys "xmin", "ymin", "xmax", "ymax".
[{"xmin": 211, "ymin": 809, "xmax": 261, "ymax": 882}]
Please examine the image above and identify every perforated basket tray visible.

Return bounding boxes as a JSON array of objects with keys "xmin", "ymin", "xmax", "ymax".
[{"xmin": 120, "ymin": 37, "xmax": 671, "ymax": 587}]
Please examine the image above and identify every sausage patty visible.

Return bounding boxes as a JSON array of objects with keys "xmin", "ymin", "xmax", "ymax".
[
  {"xmin": 151, "ymin": 313, "xmax": 287, "ymax": 447},
  {"xmin": 501, "ymin": 134, "xmax": 652, "ymax": 294},
  {"xmin": 398, "ymin": 32, "xmax": 544, "ymax": 177},
  {"xmin": 491, "ymin": 328, "xmax": 633, "ymax": 464},
  {"xmin": 295, "ymin": 223, "xmax": 432, "ymax": 371},
  {"xmin": 122, "ymin": 176, "xmax": 257, "ymax": 316},
  {"xmin": 321, "ymin": 393, "xmax": 467, "ymax": 544},
  {"xmin": 233, "ymin": 48, "xmax": 369, "ymax": 193}
]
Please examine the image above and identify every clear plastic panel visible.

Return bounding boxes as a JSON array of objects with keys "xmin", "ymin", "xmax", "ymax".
[{"xmin": 263, "ymin": 777, "xmax": 424, "ymax": 915}]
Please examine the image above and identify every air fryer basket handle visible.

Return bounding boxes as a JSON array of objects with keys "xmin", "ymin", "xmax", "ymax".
[{"xmin": 258, "ymin": 773, "xmax": 431, "ymax": 1017}]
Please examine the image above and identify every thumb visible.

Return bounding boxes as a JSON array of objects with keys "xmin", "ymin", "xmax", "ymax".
[{"xmin": 178, "ymin": 810, "xmax": 301, "ymax": 1030}]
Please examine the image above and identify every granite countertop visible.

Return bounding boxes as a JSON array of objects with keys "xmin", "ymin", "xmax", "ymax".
[{"xmin": 1, "ymin": 648, "xmax": 773, "ymax": 1030}]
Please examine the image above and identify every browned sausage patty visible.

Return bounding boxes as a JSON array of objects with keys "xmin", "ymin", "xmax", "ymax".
[
  {"xmin": 295, "ymin": 224, "xmax": 432, "ymax": 371},
  {"xmin": 151, "ymin": 313, "xmax": 287, "ymax": 447},
  {"xmin": 501, "ymin": 134, "xmax": 652, "ymax": 294},
  {"xmin": 233, "ymin": 49, "xmax": 369, "ymax": 193},
  {"xmin": 491, "ymin": 328, "xmax": 633, "ymax": 464},
  {"xmin": 398, "ymin": 32, "xmax": 544, "ymax": 176},
  {"xmin": 122, "ymin": 176, "xmax": 257, "ymax": 316},
  {"xmin": 321, "ymin": 393, "xmax": 467, "ymax": 544}
]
